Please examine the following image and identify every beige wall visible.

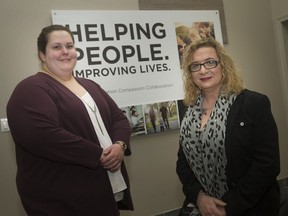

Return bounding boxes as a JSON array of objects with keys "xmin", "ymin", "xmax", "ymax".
[
  {"xmin": 0, "ymin": 0, "xmax": 288, "ymax": 215},
  {"xmin": 271, "ymin": 0, "xmax": 288, "ymax": 18}
]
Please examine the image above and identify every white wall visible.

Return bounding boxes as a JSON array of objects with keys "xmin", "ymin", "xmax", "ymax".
[{"xmin": 0, "ymin": 0, "xmax": 288, "ymax": 215}]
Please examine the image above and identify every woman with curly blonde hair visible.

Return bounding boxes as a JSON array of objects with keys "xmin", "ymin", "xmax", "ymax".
[
  {"xmin": 181, "ymin": 37, "xmax": 243, "ymax": 106},
  {"xmin": 177, "ymin": 37, "xmax": 280, "ymax": 216}
]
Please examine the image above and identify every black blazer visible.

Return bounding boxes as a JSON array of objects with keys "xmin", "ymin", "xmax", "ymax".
[{"xmin": 177, "ymin": 89, "xmax": 280, "ymax": 216}]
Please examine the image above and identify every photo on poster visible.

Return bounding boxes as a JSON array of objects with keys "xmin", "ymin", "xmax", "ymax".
[
  {"xmin": 175, "ymin": 21, "xmax": 216, "ymax": 67},
  {"xmin": 121, "ymin": 105, "xmax": 146, "ymax": 136},
  {"xmin": 143, "ymin": 100, "xmax": 180, "ymax": 134}
]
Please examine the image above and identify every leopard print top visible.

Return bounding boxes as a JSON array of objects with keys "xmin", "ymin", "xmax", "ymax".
[{"xmin": 180, "ymin": 94, "xmax": 236, "ymax": 200}]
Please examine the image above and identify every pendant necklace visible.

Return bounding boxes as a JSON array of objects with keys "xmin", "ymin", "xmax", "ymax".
[
  {"xmin": 201, "ymin": 98, "xmax": 215, "ymax": 116},
  {"xmin": 201, "ymin": 107, "xmax": 212, "ymax": 115},
  {"xmin": 81, "ymin": 99, "xmax": 104, "ymax": 135}
]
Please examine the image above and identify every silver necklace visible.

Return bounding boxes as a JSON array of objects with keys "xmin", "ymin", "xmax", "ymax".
[
  {"xmin": 81, "ymin": 99, "xmax": 104, "ymax": 135},
  {"xmin": 201, "ymin": 107, "xmax": 213, "ymax": 115}
]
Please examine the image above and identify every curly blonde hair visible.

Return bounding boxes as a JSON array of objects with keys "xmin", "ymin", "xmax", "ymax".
[{"xmin": 181, "ymin": 37, "xmax": 244, "ymax": 106}]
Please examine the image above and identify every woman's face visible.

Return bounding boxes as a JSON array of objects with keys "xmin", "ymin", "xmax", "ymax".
[
  {"xmin": 40, "ymin": 30, "xmax": 77, "ymax": 76},
  {"xmin": 191, "ymin": 47, "xmax": 223, "ymax": 93}
]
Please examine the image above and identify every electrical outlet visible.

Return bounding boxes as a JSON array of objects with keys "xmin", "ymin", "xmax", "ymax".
[{"xmin": 1, "ymin": 118, "xmax": 10, "ymax": 132}]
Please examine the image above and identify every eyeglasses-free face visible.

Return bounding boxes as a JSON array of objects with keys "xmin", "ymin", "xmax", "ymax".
[{"xmin": 189, "ymin": 59, "xmax": 219, "ymax": 73}]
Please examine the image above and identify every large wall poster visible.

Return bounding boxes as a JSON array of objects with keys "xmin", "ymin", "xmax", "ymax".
[{"xmin": 52, "ymin": 10, "xmax": 222, "ymax": 136}]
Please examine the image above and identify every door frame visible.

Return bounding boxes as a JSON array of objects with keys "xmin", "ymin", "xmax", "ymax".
[{"xmin": 275, "ymin": 15, "xmax": 288, "ymax": 127}]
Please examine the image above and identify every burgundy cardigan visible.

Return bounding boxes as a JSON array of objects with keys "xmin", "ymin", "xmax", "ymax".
[{"xmin": 7, "ymin": 72, "xmax": 133, "ymax": 216}]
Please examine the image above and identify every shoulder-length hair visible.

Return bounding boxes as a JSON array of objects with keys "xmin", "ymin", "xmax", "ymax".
[{"xmin": 181, "ymin": 37, "xmax": 244, "ymax": 106}]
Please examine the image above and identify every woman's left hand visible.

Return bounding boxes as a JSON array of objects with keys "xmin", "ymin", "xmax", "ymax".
[
  {"xmin": 100, "ymin": 144, "xmax": 124, "ymax": 172},
  {"xmin": 197, "ymin": 192, "xmax": 226, "ymax": 216}
]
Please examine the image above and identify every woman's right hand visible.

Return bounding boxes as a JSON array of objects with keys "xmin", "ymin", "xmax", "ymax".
[
  {"xmin": 100, "ymin": 144, "xmax": 124, "ymax": 172},
  {"xmin": 197, "ymin": 191, "xmax": 226, "ymax": 216}
]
